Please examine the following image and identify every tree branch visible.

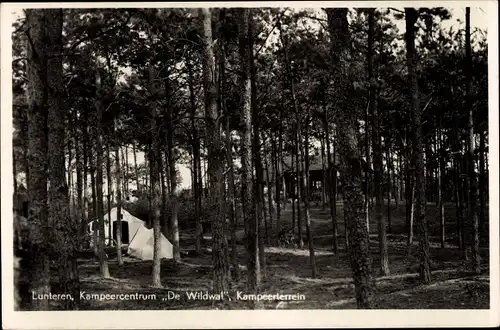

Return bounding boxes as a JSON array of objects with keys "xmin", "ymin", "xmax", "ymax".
[
  {"xmin": 254, "ymin": 9, "xmax": 289, "ymax": 57},
  {"xmin": 67, "ymin": 11, "xmax": 136, "ymax": 53},
  {"xmin": 388, "ymin": 7, "xmax": 405, "ymax": 14}
]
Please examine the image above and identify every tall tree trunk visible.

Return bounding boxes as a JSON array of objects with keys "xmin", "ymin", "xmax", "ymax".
[
  {"xmin": 405, "ymin": 139, "xmax": 415, "ymax": 252},
  {"xmin": 25, "ymin": 11, "xmax": 51, "ymax": 308},
  {"xmin": 75, "ymin": 113, "xmax": 84, "ymax": 240},
  {"xmin": 114, "ymin": 120, "xmax": 123, "ymax": 266},
  {"xmin": 162, "ymin": 149, "xmax": 172, "ymax": 241},
  {"xmin": 296, "ymin": 127, "xmax": 304, "ymax": 249},
  {"xmin": 368, "ymin": 9, "xmax": 389, "ymax": 276},
  {"xmin": 399, "ymin": 150, "xmax": 404, "ymax": 202},
  {"xmin": 304, "ymin": 110, "xmax": 317, "ymax": 278},
  {"xmin": 238, "ymin": 8, "xmax": 260, "ymax": 294},
  {"xmin": 145, "ymin": 150, "xmax": 150, "ymax": 194},
  {"xmin": 187, "ymin": 59, "xmax": 203, "ymax": 254},
  {"xmin": 148, "ymin": 66, "xmax": 162, "ymax": 288},
  {"xmin": 278, "ymin": 15, "xmax": 304, "ymax": 248},
  {"xmin": 261, "ymin": 141, "xmax": 270, "ymax": 244},
  {"xmin": 326, "ymin": 8, "xmax": 373, "ymax": 308},
  {"xmin": 260, "ymin": 146, "xmax": 269, "ymax": 243},
  {"xmin": 90, "ymin": 158, "xmax": 98, "ymax": 255},
  {"xmin": 248, "ymin": 11, "xmax": 266, "ymax": 278},
  {"xmin": 478, "ymin": 129, "xmax": 486, "ymax": 243},
  {"xmin": 226, "ymin": 112, "xmax": 240, "ymax": 280},
  {"xmin": 405, "ymin": 8, "xmax": 431, "ymax": 283},
  {"xmin": 201, "ymin": 8, "xmax": 230, "ymax": 293},
  {"xmin": 272, "ymin": 134, "xmax": 282, "ymax": 235},
  {"xmin": 106, "ymin": 143, "xmax": 112, "ymax": 246},
  {"xmin": 133, "ymin": 142, "xmax": 140, "ymax": 194},
  {"xmin": 364, "ymin": 104, "xmax": 371, "ymax": 234},
  {"xmin": 265, "ymin": 140, "xmax": 275, "ymax": 244},
  {"xmin": 46, "ymin": 9, "xmax": 81, "ymax": 309},
  {"xmin": 165, "ymin": 83, "xmax": 181, "ymax": 262},
  {"xmin": 323, "ymin": 98, "xmax": 338, "ymax": 253},
  {"xmin": 320, "ymin": 135, "xmax": 327, "ymax": 210},
  {"xmin": 278, "ymin": 113, "xmax": 287, "ymax": 212},
  {"xmin": 123, "ymin": 144, "xmax": 130, "ymax": 197},
  {"xmin": 437, "ymin": 120, "xmax": 445, "ymax": 248},
  {"xmin": 291, "ymin": 140, "xmax": 296, "ymax": 229},
  {"xmin": 94, "ymin": 69, "xmax": 110, "ymax": 278},
  {"xmin": 454, "ymin": 154, "xmax": 464, "ymax": 251},
  {"xmin": 387, "ymin": 144, "xmax": 392, "ymax": 234},
  {"xmin": 218, "ymin": 9, "xmax": 240, "ymax": 280},
  {"xmin": 82, "ymin": 107, "xmax": 90, "ymax": 234},
  {"xmin": 67, "ymin": 111, "xmax": 73, "ymax": 208},
  {"xmin": 465, "ymin": 8, "xmax": 480, "ymax": 274}
]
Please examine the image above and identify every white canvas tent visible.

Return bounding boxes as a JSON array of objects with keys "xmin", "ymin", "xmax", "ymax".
[{"xmin": 87, "ymin": 208, "xmax": 173, "ymax": 260}]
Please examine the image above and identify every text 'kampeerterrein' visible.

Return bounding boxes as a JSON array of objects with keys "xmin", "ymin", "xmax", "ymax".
[{"xmin": 185, "ymin": 291, "xmax": 306, "ymax": 301}]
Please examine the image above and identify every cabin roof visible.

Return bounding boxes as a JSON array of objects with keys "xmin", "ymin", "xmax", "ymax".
[{"xmin": 281, "ymin": 154, "xmax": 339, "ymax": 172}]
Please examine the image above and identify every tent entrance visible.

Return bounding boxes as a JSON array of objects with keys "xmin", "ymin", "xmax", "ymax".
[{"xmin": 113, "ymin": 221, "xmax": 130, "ymax": 244}]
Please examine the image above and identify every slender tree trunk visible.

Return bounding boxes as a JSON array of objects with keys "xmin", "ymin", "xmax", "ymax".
[
  {"xmin": 261, "ymin": 138, "xmax": 269, "ymax": 244},
  {"xmin": 304, "ymin": 110, "xmax": 317, "ymax": 278},
  {"xmin": 145, "ymin": 151, "xmax": 150, "ymax": 195},
  {"xmin": 187, "ymin": 59, "xmax": 203, "ymax": 254},
  {"xmin": 225, "ymin": 112, "xmax": 240, "ymax": 280},
  {"xmin": 323, "ymin": 100, "xmax": 338, "ymax": 253},
  {"xmin": 218, "ymin": 9, "xmax": 236, "ymax": 272},
  {"xmin": 106, "ymin": 143, "xmax": 112, "ymax": 246},
  {"xmin": 279, "ymin": 119, "xmax": 287, "ymax": 211},
  {"xmin": 454, "ymin": 154, "xmax": 464, "ymax": 251},
  {"xmin": 114, "ymin": 120, "xmax": 123, "ymax": 266},
  {"xmin": 159, "ymin": 150, "xmax": 168, "ymax": 239},
  {"xmin": 201, "ymin": 8, "xmax": 230, "ymax": 293},
  {"xmin": 393, "ymin": 150, "xmax": 399, "ymax": 209},
  {"xmin": 148, "ymin": 66, "xmax": 162, "ymax": 288},
  {"xmin": 399, "ymin": 150, "xmax": 404, "ymax": 202},
  {"xmin": 90, "ymin": 160, "xmax": 98, "ymax": 255},
  {"xmin": 94, "ymin": 69, "xmax": 110, "ymax": 278},
  {"xmin": 479, "ymin": 129, "xmax": 486, "ymax": 242},
  {"xmin": 461, "ymin": 146, "xmax": 468, "ymax": 259},
  {"xmin": 320, "ymin": 135, "xmax": 327, "ymax": 210},
  {"xmin": 265, "ymin": 141, "xmax": 275, "ymax": 244},
  {"xmin": 465, "ymin": 8, "xmax": 480, "ymax": 273},
  {"xmin": 405, "ymin": 8, "xmax": 431, "ymax": 283},
  {"xmin": 405, "ymin": 141, "xmax": 416, "ymax": 252},
  {"xmin": 365, "ymin": 104, "xmax": 371, "ymax": 234},
  {"xmin": 278, "ymin": 15, "xmax": 304, "ymax": 248},
  {"xmin": 75, "ymin": 114, "xmax": 84, "ymax": 239},
  {"xmin": 164, "ymin": 83, "xmax": 181, "ymax": 262},
  {"xmin": 326, "ymin": 8, "xmax": 374, "ymax": 308},
  {"xmin": 238, "ymin": 8, "xmax": 260, "ymax": 294},
  {"xmin": 292, "ymin": 141, "xmax": 296, "ymax": 230},
  {"xmin": 368, "ymin": 9, "xmax": 389, "ymax": 276},
  {"xmin": 124, "ymin": 145, "xmax": 129, "ymax": 196},
  {"xmin": 133, "ymin": 142, "xmax": 140, "ymax": 194},
  {"xmin": 387, "ymin": 145, "xmax": 392, "ymax": 234},
  {"xmin": 296, "ymin": 127, "xmax": 304, "ymax": 249},
  {"xmin": 67, "ymin": 112, "xmax": 73, "ymax": 208},
  {"xmin": 82, "ymin": 107, "xmax": 90, "ymax": 230},
  {"xmin": 272, "ymin": 134, "xmax": 282, "ymax": 235},
  {"xmin": 438, "ymin": 121, "xmax": 445, "ymax": 248},
  {"xmin": 248, "ymin": 12, "xmax": 266, "ymax": 278}
]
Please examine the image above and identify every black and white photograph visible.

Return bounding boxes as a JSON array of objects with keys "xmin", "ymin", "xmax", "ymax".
[{"xmin": 1, "ymin": 1, "xmax": 499, "ymax": 328}]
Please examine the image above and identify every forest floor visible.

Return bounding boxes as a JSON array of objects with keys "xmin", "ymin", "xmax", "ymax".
[{"xmin": 43, "ymin": 202, "xmax": 491, "ymax": 310}]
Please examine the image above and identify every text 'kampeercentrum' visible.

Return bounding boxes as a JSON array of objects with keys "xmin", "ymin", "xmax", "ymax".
[{"xmin": 32, "ymin": 291, "xmax": 306, "ymax": 302}]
